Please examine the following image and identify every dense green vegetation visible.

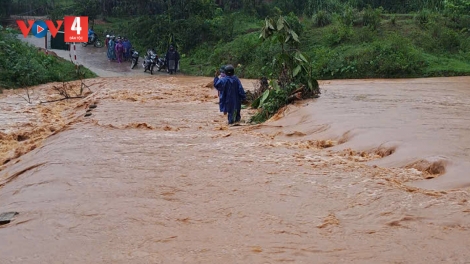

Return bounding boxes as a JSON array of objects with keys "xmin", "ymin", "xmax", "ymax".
[
  {"xmin": 45, "ymin": 0, "xmax": 468, "ymax": 81},
  {"xmin": 0, "ymin": 26, "xmax": 96, "ymax": 93},
  {"xmin": 2, "ymin": 0, "xmax": 469, "ymax": 120},
  {"xmin": 5, "ymin": 0, "xmax": 467, "ymax": 78}
]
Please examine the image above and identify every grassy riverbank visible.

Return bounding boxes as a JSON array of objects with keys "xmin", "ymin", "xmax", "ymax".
[{"xmin": 0, "ymin": 26, "xmax": 96, "ymax": 93}]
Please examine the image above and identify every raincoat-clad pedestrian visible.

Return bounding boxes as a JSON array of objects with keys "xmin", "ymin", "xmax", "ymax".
[
  {"xmin": 122, "ymin": 37, "xmax": 131, "ymax": 61},
  {"xmin": 214, "ymin": 65, "xmax": 226, "ymax": 113},
  {"xmin": 213, "ymin": 64, "xmax": 246, "ymax": 124},
  {"xmin": 115, "ymin": 39, "xmax": 124, "ymax": 63},
  {"xmin": 165, "ymin": 45, "xmax": 180, "ymax": 74},
  {"xmin": 107, "ymin": 36, "xmax": 116, "ymax": 61}
]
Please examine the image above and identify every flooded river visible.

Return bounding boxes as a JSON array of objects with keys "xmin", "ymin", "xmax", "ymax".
[
  {"xmin": 1, "ymin": 37, "xmax": 470, "ymax": 263},
  {"xmin": 255, "ymin": 77, "xmax": 470, "ymax": 191}
]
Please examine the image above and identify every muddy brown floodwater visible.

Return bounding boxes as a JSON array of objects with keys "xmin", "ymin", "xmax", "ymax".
[{"xmin": 1, "ymin": 45, "xmax": 470, "ymax": 263}]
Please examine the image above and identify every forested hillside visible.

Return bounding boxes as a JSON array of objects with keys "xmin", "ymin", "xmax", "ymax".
[
  {"xmin": 2, "ymin": 0, "xmax": 469, "ymax": 79},
  {"xmin": 0, "ymin": 26, "xmax": 96, "ymax": 92}
]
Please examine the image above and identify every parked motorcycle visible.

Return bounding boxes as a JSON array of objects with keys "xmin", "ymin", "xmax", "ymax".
[
  {"xmin": 81, "ymin": 33, "xmax": 103, "ymax": 48},
  {"xmin": 130, "ymin": 48, "xmax": 139, "ymax": 69},
  {"xmin": 142, "ymin": 50, "xmax": 157, "ymax": 74},
  {"xmin": 155, "ymin": 57, "xmax": 166, "ymax": 72}
]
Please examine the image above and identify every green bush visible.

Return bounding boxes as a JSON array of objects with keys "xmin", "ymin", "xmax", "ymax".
[
  {"xmin": 312, "ymin": 33, "xmax": 429, "ymax": 79},
  {"xmin": 325, "ymin": 22, "xmax": 354, "ymax": 45},
  {"xmin": 285, "ymin": 12, "xmax": 304, "ymax": 37},
  {"xmin": 438, "ymin": 27, "xmax": 462, "ymax": 52},
  {"xmin": 180, "ymin": 10, "xmax": 470, "ymax": 81},
  {"xmin": 250, "ymin": 87, "xmax": 291, "ymax": 123},
  {"xmin": 460, "ymin": 34, "xmax": 470, "ymax": 55},
  {"xmin": 367, "ymin": 35, "xmax": 427, "ymax": 76},
  {"xmin": 0, "ymin": 27, "xmax": 96, "ymax": 89},
  {"xmin": 390, "ymin": 14, "xmax": 397, "ymax": 25},
  {"xmin": 209, "ymin": 33, "xmax": 266, "ymax": 78},
  {"xmin": 339, "ymin": 6, "xmax": 359, "ymax": 26},
  {"xmin": 362, "ymin": 6, "xmax": 383, "ymax": 30},
  {"xmin": 354, "ymin": 26, "xmax": 378, "ymax": 43},
  {"xmin": 408, "ymin": 20, "xmax": 467, "ymax": 53},
  {"xmin": 414, "ymin": 9, "xmax": 434, "ymax": 27},
  {"xmin": 313, "ymin": 10, "xmax": 333, "ymax": 27}
]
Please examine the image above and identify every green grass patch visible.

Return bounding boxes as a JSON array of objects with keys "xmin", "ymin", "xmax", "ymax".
[
  {"xmin": 53, "ymin": 9, "xmax": 470, "ymax": 80},
  {"xmin": 423, "ymin": 54, "xmax": 470, "ymax": 76},
  {"xmin": 0, "ymin": 27, "xmax": 96, "ymax": 90},
  {"xmin": 181, "ymin": 11, "xmax": 470, "ymax": 80}
]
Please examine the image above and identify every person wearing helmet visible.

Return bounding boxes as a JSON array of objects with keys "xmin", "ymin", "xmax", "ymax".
[
  {"xmin": 165, "ymin": 44, "xmax": 180, "ymax": 74},
  {"xmin": 214, "ymin": 65, "xmax": 226, "ymax": 113},
  {"xmin": 88, "ymin": 27, "xmax": 95, "ymax": 42},
  {"xmin": 107, "ymin": 36, "xmax": 116, "ymax": 61},
  {"xmin": 214, "ymin": 64, "xmax": 247, "ymax": 124},
  {"xmin": 105, "ymin": 35, "xmax": 110, "ymax": 48},
  {"xmin": 218, "ymin": 66, "xmax": 226, "ymax": 78}
]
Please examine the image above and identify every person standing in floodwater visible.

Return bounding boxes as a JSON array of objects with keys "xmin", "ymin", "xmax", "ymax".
[
  {"xmin": 214, "ymin": 64, "xmax": 246, "ymax": 125},
  {"xmin": 214, "ymin": 65, "xmax": 226, "ymax": 114}
]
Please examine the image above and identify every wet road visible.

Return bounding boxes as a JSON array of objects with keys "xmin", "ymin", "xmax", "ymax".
[{"xmin": 20, "ymin": 34, "xmax": 160, "ymax": 77}]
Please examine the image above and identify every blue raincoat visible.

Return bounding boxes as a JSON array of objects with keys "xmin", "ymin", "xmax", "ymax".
[
  {"xmin": 122, "ymin": 40, "xmax": 131, "ymax": 59},
  {"xmin": 107, "ymin": 39, "xmax": 116, "ymax": 60},
  {"xmin": 214, "ymin": 72, "xmax": 226, "ymax": 112},
  {"xmin": 214, "ymin": 75, "xmax": 246, "ymax": 124}
]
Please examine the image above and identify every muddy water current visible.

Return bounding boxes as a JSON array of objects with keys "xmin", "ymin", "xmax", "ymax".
[
  {"xmin": 1, "ymin": 67, "xmax": 470, "ymax": 262},
  {"xmin": 257, "ymin": 77, "xmax": 470, "ymax": 191}
]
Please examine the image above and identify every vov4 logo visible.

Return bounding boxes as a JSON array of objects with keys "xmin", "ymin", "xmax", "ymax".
[{"xmin": 16, "ymin": 16, "xmax": 89, "ymax": 43}]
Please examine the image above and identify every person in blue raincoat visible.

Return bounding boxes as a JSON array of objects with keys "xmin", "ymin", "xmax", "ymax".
[
  {"xmin": 122, "ymin": 37, "xmax": 131, "ymax": 61},
  {"xmin": 214, "ymin": 65, "xmax": 226, "ymax": 113},
  {"xmin": 88, "ymin": 28, "xmax": 94, "ymax": 41},
  {"xmin": 107, "ymin": 36, "xmax": 116, "ymax": 61},
  {"xmin": 213, "ymin": 64, "xmax": 246, "ymax": 124}
]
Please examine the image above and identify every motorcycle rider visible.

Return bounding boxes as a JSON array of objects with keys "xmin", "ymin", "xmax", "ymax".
[
  {"xmin": 88, "ymin": 28, "xmax": 95, "ymax": 43},
  {"xmin": 165, "ymin": 44, "xmax": 180, "ymax": 74}
]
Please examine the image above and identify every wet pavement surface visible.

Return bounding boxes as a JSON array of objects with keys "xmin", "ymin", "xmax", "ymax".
[
  {"xmin": 20, "ymin": 34, "xmax": 163, "ymax": 77},
  {"xmin": 0, "ymin": 36, "xmax": 469, "ymax": 263}
]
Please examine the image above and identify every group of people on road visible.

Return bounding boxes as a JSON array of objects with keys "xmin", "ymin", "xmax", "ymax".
[
  {"xmin": 105, "ymin": 35, "xmax": 133, "ymax": 63},
  {"xmin": 213, "ymin": 64, "xmax": 247, "ymax": 125},
  {"xmin": 103, "ymin": 35, "xmax": 180, "ymax": 74},
  {"xmin": 99, "ymin": 32, "xmax": 244, "ymax": 124}
]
